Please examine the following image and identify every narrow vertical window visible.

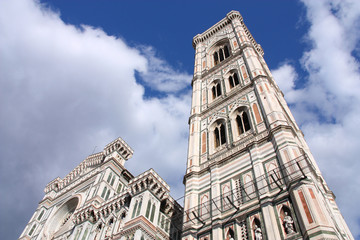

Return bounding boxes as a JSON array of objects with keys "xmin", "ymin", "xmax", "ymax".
[
  {"xmin": 101, "ymin": 187, "xmax": 107, "ymax": 198},
  {"xmin": 220, "ymin": 124, "xmax": 226, "ymax": 145},
  {"xmin": 234, "ymin": 73, "xmax": 239, "ymax": 85},
  {"xmin": 136, "ymin": 199, "xmax": 142, "ymax": 216},
  {"xmin": 214, "ymin": 52, "xmax": 219, "ymax": 66},
  {"xmin": 105, "ymin": 190, "xmax": 110, "ymax": 200},
  {"xmin": 214, "ymin": 128, "xmax": 220, "ymax": 148},
  {"xmin": 236, "ymin": 115, "xmax": 244, "ymax": 135},
  {"xmin": 116, "ymin": 183, "xmax": 122, "ymax": 193},
  {"xmin": 29, "ymin": 224, "xmax": 36, "ymax": 236},
  {"xmin": 219, "ymin": 48, "xmax": 224, "ymax": 61},
  {"xmin": 37, "ymin": 210, "xmax": 44, "ymax": 221},
  {"xmin": 145, "ymin": 200, "xmax": 151, "ymax": 218},
  {"xmin": 110, "ymin": 176, "xmax": 115, "ymax": 186},
  {"xmin": 161, "ymin": 215, "xmax": 165, "ymax": 229},
  {"xmin": 107, "ymin": 172, "xmax": 112, "ymax": 183},
  {"xmin": 236, "ymin": 110, "xmax": 251, "ymax": 137},
  {"xmin": 212, "ymin": 86, "xmax": 216, "ymax": 99},
  {"xmin": 216, "ymin": 83, "xmax": 221, "ymax": 96},
  {"xmin": 224, "ymin": 45, "xmax": 230, "ymax": 58},
  {"xmin": 132, "ymin": 201, "xmax": 138, "ymax": 218},
  {"xmin": 243, "ymin": 112, "xmax": 251, "ymax": 131},
  {"xmin": 229, "ymin": 76, "xmax": 234, "ymax": 88},
  {"xmin": 150, "ymin": 203, "xmax": 156, "ymax": 222}
]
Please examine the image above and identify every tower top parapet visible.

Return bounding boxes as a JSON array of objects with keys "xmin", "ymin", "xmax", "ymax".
[
  {"xmin": 192, "ymin": 10, "xmax": 263, "ymax": 56},
  {"xmin": 192, "ymin": 10, "xmax": 242, "ymax": 48},
  {"xmin": 104, "ymin": 136, "xmax": 134, "ymax": 160}
]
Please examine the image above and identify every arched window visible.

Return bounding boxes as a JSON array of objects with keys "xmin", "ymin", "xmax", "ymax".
[
  {"xmin": 214, "ymin": 123, "xmax": 226, "ymax": 148},
  {"xmin": 236, "ymin": 111, "xmax": 251, "ymax": 135},
  {"xmin": 213, "ymin": 43, "xmax": 231, "ymax": 66},
  {"xmin": 229, "ymin": 72, "xmax": 240, "ymax": 89},
  {"xmin": 211, "ymin": 82, "xmax": 222, "ymax": 100}
]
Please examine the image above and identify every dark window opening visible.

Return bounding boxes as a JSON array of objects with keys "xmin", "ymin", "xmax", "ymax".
[
  {"xmin": 212, "ymin": 82, "xmax": 222, "ymax": 100},
  {"xmin": 234, "ymin": 73, "xmax": 239, "ymax": 85},
  {"xmin": 214, "ymin": 52, "xmax": 219, "ymax": 66},
  {"xmin": 243, "ymin": 112, "xmax": 251, "ymax": 131},
  {"xmin": 219, "ymin": 48, "xmax": 224, "ymax": 62},
  {"xmin": 214, "ymin": 128, "xmax": 220, "ymax": 148},
  {"xmin": 229, "ymin": 76, "xmax": 234, "ymax": 88},
  {"xmin": 224, "ymin": 45, "xmax": 230, "ymax": 58},
  {"xmin": 214, "ymin": 123, "xmax": 226, "ymax": 148},
  {"xmin": 236, "ymin": 111, "xmax": 251, "ymax": 136}
]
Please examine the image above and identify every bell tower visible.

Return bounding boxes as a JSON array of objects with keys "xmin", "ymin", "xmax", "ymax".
[{"xmin": 182, "ymin": 10, "xmax": 353, "ymax": 240}]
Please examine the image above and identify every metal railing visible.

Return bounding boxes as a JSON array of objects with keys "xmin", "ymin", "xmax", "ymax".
[{"xmin": 170, "ymin": 154, "xmax": 316, "ymax": 231}]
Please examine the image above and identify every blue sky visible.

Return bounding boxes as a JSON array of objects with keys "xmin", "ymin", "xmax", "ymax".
[{"xmin": 0, "ymin": 0, "xmax": 359, "ymax": 239}]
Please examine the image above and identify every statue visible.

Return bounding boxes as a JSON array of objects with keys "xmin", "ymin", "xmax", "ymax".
[
  {"xmin": 283, "ymin": 212, "xmax": 295, "ymax": 234},
  {"xmin": 254, "ymin": 224, "xmax": 262, "ymax": 240}
]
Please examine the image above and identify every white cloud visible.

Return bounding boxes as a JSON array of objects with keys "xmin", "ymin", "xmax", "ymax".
[
  {"xmin": 0, "ymin": 0, "xmax": 190, "ymax": 238},
  {"xmin": 138, "ymin": 46, "xmax": 192, "ymax": 93},
  {"xmin": 272, "ymin": 0, "xmax": 360, "ymax": 237}
]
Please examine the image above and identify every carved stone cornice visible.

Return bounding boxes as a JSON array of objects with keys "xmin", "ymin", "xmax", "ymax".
[
  {"xmin": 192, "ymin": 10, "xmax": 242, "ymax": 48},
  {"xmin": 129, "ymin": 168, "xmax": 170, "ymax": 201}
]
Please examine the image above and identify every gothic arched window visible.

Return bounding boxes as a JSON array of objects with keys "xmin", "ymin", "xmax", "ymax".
[
  {"xmin": 214, "ymin": 122, "xmax": 227, "ymax": 148},
  {"xmin": 229, "ymin": 72, "xmax": 240, "ymax": 89},
  {"xmin": 236, "ymin": 111, "xmax": 251, "ymax": 135},
  {"xmin": 211, "ymin": 82, "xmax": 222, "ymax": 100},
  {"xmin": 213, "ymin": 43, "xmax": 231, "ymax": 66}
]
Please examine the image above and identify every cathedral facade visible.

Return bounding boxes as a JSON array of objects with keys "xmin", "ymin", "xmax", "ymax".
[
  {"xmin": 182, "ymin": 10, "xmax": 353, "ymax": 240},
  {"xmin": 19, "ymin": 137, "xmax": 182, "ymax": 240},
  {"xmin": 20, "ymin": 10, "xmax": 353, "ymax": 240}
]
